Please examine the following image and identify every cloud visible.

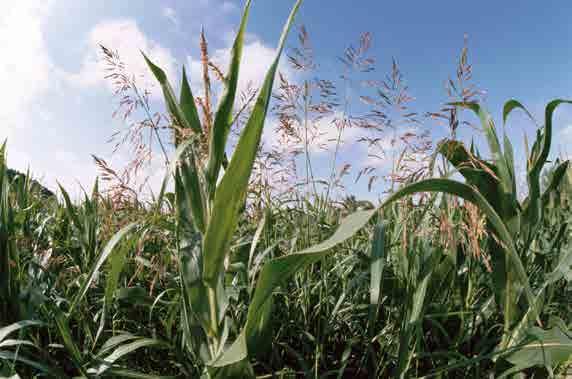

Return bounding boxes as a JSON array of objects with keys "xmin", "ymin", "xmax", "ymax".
[
  {"xmin": 0, "ymin": 1, "xmax": 69, "ymax": 190},
  {"xmin": 68, "ymin": 19, "xmax": 177, "ymax": 100},
  {"xmin": 0, "ymin": 2, "xmax": 55, "ymax": 146}
]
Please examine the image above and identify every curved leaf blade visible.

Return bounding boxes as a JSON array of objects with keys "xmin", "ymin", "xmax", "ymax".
[{"xmin": 69, "ymin": 223, "xmax": 137, "ymax": 315}]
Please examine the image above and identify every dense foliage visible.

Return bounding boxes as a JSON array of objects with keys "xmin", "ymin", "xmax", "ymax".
[{"xmin": 1, "ymin": 1, "xmax": 571, "ymax": 377}]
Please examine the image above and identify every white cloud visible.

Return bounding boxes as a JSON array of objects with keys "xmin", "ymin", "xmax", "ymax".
[
  {"xmin": 68, "ymin": 19, "xmax": 177, "ymax": 100},
  {"xmin": 0, "ymin": 1, "xmax": 55, "ymax": 149}
]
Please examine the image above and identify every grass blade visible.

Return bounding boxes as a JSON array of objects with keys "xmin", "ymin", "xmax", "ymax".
[{"xmin": 69, "ymin": 223, "xmax": 137, "ymax": 315}]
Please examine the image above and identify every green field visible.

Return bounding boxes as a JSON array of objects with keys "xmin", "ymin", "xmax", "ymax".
[{"xmin": 1, "ymin": 0, "xmax": 571, "ymax": 377}]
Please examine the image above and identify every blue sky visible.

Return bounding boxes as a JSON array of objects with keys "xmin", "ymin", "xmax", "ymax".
[{"xmin": 2, "ymin": 0, "xmax": 572, "ymax": 199}]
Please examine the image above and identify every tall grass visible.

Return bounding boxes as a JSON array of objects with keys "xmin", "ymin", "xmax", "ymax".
[{"xmin": 1, "ymin": 1, "xmax": 572, "ymax": 377}]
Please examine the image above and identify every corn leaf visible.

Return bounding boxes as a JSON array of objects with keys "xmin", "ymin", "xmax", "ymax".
[
  {"xmin": 89, "ymin": 337, "xmax": 168, "ymax": 375},
  {"xmin": 451, "ymin": 102, "xmax": 513, "ymax": 196},
  {"xmin": 142, "ymin": 53, "xmax": 201, "ymax": 135},
  {"xmin": 501, "ymin": 322, "xmax": 572, "ymax": 377},
  {"xmin": 0, "ymin": 320, "xmax": 43, "ymax": 343},
  {"xmin": 180, "ymin": 66, "xmax": 203, "ymax": 139},
  {"xmin": 205, "ymin": 0, "xmax": 252, "ymax": 193},
  {"xmin": 202, "ymin": 0, "xmax": 302, "ymax": 283}
]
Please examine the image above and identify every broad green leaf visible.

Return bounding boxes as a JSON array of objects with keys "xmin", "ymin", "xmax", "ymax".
[
  {"xmin": 205, "ymin": 0, "xmax": 252, "ymax": 193},
  {"xmin": 409, "ymin": 269, "xmax": 432, "ymax": 324},
  {"xmin": 248, "ymin": 214, "xmax": 266, "ymax": 271},
  {"xmin": 534, "ymin": 100, "xmax": 572, "ymax": 175},
  {"xmin": 437, "ymin": 140, "xmax": 503, "ymax": 209},
  {"xmin": 180, "ymin": 65, "xmax": 203, "ymax": 140},
  {"xmin": 502, "ymin": 99, "xmax": 537, "ymax": 126},
  {"xmin": 96, "ymin": 334, "xmax": 140, "ymax": 357},
  {"xmin": 0, "ymin": 140, "xmax": 5, "ymax": 168},
  {"xmin": 142, "ymin": 53, "xmax": 201, "ymax": 135},
  {"xmin": 89, "ymin": 337, "xmax": 168, "ymax": 375},
  {"xmin": 170, "ymin": 137, "xmax": 207, "ymax": 234},
  {"xmin": 176, "ymin": 164, "xmax": 207, "ymax": 234},
  {"xmin": 502, "ymin": 132, "xmax": 516, "ymax": 197},
  {"xmin": 0, "ymin": 320, "xmax": 43, "ymax": 343},
  {"xmin": 501, "ymin": 323, "xmax": 572, "ymax": 377},
  {"xmin": 202, "ymin": 0, "xmax": 303, "ymax": 283},
  {"xmin": 522, "ymin": 100, "xmax": 572, "ymax": 240},
  {"xmin": 0, "ymin": 339, "xmax": 36, "ymax": 349}
]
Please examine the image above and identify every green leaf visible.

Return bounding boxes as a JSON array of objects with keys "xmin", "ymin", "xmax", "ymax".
[
  {"xmin": 89, "ymin": 337, "xmax": 168, "ymax": 375},
  {"xmin": 437, "ymin": 140, "xmax": 502, "ymax": 208},
  {"xmin": 104, "ymin": 239, "xmax": 131, "ymax": 309},
  {"xmin": 501, "ymin": 323, "xmax": 572, "ymax": 377},
  {"xmin": 57, "ymin": 183, "xmax": 83, "ymax": 234},
  {"xmin": 205, "ymin": 0, "xmax": 253, "ymax": 193},
  {"xmin": 202, "ymin": 0, "xmax": 303, "ymax": 283},
  {"xmin": 180, "ymin": 65, "xmax": 203, "ymax": 140},
  {"xmin": 213, "ymin": 209, "xmax": 376, "ymax": 368},
  {"xmin": 542, "ymin": 160, "xmax": 570, "ymax": 206},
  {"xmin": 522, "ymin": 100, "xmax": 572, "ymax": 240},
  {"xmin": 546, "ymin": 247, "xmax": 572, "ymax": 284},
  {"xmin": 172, "ymin": 138, "xmax": 207, "ymax": 234},
  {"xmin": 104, "ymin": 369, "xmax": 177, "ymax": 379},
  {"xmin": 0, "ymin": 320, "xmax": 43, "ymax": 343},
  {"xmin": 502, "ymin": 132, "xmax": 516, "ymax": 197},
  {"xmin": 96, "ymin": 334, "xmax": 140, "ymax": 357},
  {"xmin": 0, "ymin": 339, "xmax": 36, "ymax": 349},
  {"xmin": 450, "ymin": 102, "xmax": 513, "ymax": 195},
  {"xmin": 378, "ymin": 178, "xmax": 538, "ymax": 321},
  {"xmin": 142, "ymin": 53, "xmax": 202, "ymax": 135},
  {"xmin": 0, "ymin": 351, "xmax": 65, "ymax": 378},
  {"xmin": 50, "ymin": 304, "xmax": 85, "ymax": 372},
  {"xmin": 502, "ymin": 99, "xmax": 537, "ymax": 126},
  {"xmin": 368, "ymin": 223, "xmax": 385, "ymax": 336},
  {"xmin": 69, "ymin": 222, "xmax": 137, "ymax": 315}
]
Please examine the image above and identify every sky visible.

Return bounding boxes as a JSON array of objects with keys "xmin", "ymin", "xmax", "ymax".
[{"xmin": 2, "ymin": 0, "xmax": 572, "ymax": 200}]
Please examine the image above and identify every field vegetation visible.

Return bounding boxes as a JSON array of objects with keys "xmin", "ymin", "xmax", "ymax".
[{"xmin": 1, "ymin": 0, "xmax": 571, "ymax": 377}]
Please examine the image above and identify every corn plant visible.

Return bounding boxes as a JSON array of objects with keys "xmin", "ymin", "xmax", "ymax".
[
  {"xmin": 136, "ymin": 0, "xmax": 369, "ymax": 376},
  {"xmin": 371, "ymin": 100, "xmax": 572, "ymax": 375}
]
